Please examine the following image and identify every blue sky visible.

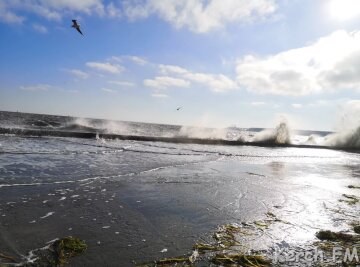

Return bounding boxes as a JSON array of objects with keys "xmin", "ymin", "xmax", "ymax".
[{"xmin": 0, "ymin": 0, "xmax": 360, "ymax": 131}]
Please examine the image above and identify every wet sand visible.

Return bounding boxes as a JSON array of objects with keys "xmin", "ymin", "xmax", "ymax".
[{"xmin": 0, "ymin": 137, "xmax": 359, "ymax": 266}]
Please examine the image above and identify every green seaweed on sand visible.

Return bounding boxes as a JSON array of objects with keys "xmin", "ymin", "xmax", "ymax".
[
  {"xmin": 155, "ymin": 257, "xmax": 190, "ymax": 264},
  {"xmin": 339, "ymin": 194, "xmax": 359, "ymax": 205},
  {"xmin": 314, "ymin": 229, "xmax": 360, "ymax": 266},
  {"xmin": 12, "ymin": 236, "xmax": 87, "ymax": 266},
  {"xmin": 315, "ymin": 230, "xmax": 357, "ymax": 242},
  {"xmin": 313, "ymin": 240, "xmax": 336, "ymax": 252},
  {"xmin": 136, "ymin": 256, "xmax": 191, "ymax": 267},
  {"xmin": 265, "ymin": 212, "xmax": 276, "ymax": 218},
  {"xmin": 265, "ymin": 211, "xmax": 286, "ymax": 223},
  {"xmin": 254, "ymin": 221, "xmax": 268, "ymax": 228},
  {"xmin": 212, "ymin": 253, "xmax": 271, "ymax": 266},
  {"xmin": 140, "ymin": 223, "xmax": 258, "ymax": 266},
  {"xmin": 348, "ymin": 185, "xmax": 360, "ymax": 189},
  {"xmin": 0, "ymin": 252, "xmax": 17, "ymax": 263},
  {"xmin": 350, "ymin": 223, "xmax": 360, "ymax": 234},
  {"xmin": 53, "ymin": 236, "xmax": 87, "ymax": 265},
  {"xmin": 193, "ymin": 243, "xmax": 218, "ymax": 252},
  {"xmin": 212, "ymin": 224, "xmax": 247, "ymax": 248}
]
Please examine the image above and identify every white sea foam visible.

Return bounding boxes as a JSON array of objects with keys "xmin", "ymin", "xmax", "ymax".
[{"xmin": 40, "ymin": 212, "xmax": 54, "ymax": 219}]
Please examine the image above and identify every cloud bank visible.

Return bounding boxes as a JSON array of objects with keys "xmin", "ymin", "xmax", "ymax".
[
  {"xmin": 236, "ymin": 30, "xmax": 360, "ymax": 95},
  {"xmin": 123, "ymin": 0, "xmax": 277, "ymax": 33},
  {"xmin": 0, "ymin": 0, "xmax": 277, "ymax": 33}
]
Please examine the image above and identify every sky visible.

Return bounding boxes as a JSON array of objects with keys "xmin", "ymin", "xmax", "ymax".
[{"xmin": 0, "ymin": 0, "xmax": 360, "ymax": 131}]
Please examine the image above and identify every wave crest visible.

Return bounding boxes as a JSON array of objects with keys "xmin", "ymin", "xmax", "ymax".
[
  {"xmin": 324, "ymin": 126, "xmax": 360, "ymax": 148},
  {"xmin": 252, "ymin": 122, "xmax": 291, "ymax": 145}
]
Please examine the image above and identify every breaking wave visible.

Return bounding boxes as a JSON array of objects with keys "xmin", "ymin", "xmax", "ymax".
[
  {"xmin": 323, "ymin": 126, "xmax": 360, "ymax": 148},
  {"xmin": 60, "ymin": 118, "xmax": 132, "ymax": 135},
  {"xmin": 0, "ymin": 111, "xmax": 359, "ymax": 151},
  {"xmin": 251, "ymin": 122, "xmax": 291, "ymax": 145}
]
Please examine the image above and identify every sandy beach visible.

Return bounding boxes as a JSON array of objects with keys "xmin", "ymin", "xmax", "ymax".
[{"xmin": 0, "ymin": 134, "xmax": 359, "ymax": 266}]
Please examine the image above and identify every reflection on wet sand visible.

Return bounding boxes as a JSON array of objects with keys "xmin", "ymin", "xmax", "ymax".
[{"xmin": 0, "ymin": 136, "xmax": 359, "ymax": 266}]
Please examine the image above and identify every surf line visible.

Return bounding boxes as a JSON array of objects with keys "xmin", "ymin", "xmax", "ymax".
[{"xmin": 1, "ymin": 127, "xmax": 359, "ymax": 152}]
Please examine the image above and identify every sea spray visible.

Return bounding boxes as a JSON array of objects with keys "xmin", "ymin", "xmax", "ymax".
[
  {"xmin": 324, "ymin": 126, "xmax": 360, "ymax": 148},
  {"xmin": 323, "ymin": 100, "xmax": 360, "ymax": 148},
  {"xmin": 303, "ymin": 134, "xmax": 320, "ymax": 145},
  {"xmin": 252, "ymin": 121, "xmax": 291, "ymax": 145},
  {"xmin": 177, "ymin": 126, "xmax": 229, "ymax": 140},
  {"xmin": 63, "ymin": 118, "xmax": 132, "ymax": 135}
]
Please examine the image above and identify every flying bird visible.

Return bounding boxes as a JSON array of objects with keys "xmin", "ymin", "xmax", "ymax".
[
  {"xmin": 176, "ymin": 107, "xmax": 182, "ymax": 111},
  {"xmin": 71, "ymin": 20, "xmax": 83, "ymax": 35}
]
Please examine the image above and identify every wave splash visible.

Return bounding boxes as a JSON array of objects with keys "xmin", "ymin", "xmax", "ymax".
[
  {"xmin": 0, "ymin": 111, "xmax": 359, "ymax": 150},
  {"xmin": 251, "ymin": 121, "xmax": 291, "ymax": 145},
  {"xmin": 323, "ymin": 126, "xmax": 360, "ymax": 148},
  {"xmin": 61, "ymin": 118, "xmax": 132, "ymax": 135}
]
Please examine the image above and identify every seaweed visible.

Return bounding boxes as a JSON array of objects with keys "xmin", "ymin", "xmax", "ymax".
[
  {"xmin": 348, "ymin": 185, "xmax": 360, "ymax": 189},
  {"xmin": 265, "ymin": 212, "xmax": 276, "ymax": 218},
  {"xmin": 193, "ymin": 243, "xmax": 217, "ymax": 252},
  {"xmin": 339, "ymin": 194, "xmax": 359, "ymax": 205},
  {"xmin": 137, "ymin": 256, "xmax": 191, "ymax": 267},
  {"xmin": 212, "ymin": 253, "xmax": 271, "ymax": 267},
  {"xmin": 0, "ymin": 252, "xmax": 17, "ymax": 263},
  {"xmin": 53, "ymin": 236, "xmax": 87, "ymax": 266},
  {"xmin": 315, "ymin": 230, "xmax": 357, "ymax": 242},
  {"xmin": 313, "ymin": 241, "xmax": 335, "ymax": 252},
  {"xmin": 254, "ymin": 221, "xmax": 268, "ymax": 228},
  {"xmin": 155, "ymin": 257, "xmax": 189, "ymax": 264},
  {"xmin": 6, "ymin": 236, "xmax": 88, "ymax": 267}
]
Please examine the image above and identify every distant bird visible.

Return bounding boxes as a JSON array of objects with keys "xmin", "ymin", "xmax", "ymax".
[
  {"xmin": 71, "ymin": 20, "xmax": 83, "ymax": 35},
  {"xmin": 176, "ymin": 107, "xmax": 182, "ymax": 111}
]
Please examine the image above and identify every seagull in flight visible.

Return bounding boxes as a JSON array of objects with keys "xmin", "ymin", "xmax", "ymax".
[
  {"xmin": 71, "ymin": 20, "xmax": 83, "ymax": 35},
  {"xmin": 176, "ymin": 107, "xmax": 182, "ymax": 111}
]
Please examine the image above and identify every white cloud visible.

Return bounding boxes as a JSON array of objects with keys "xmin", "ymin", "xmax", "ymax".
[
  {"xmin": 109, "ymin": 56, "xmax": 123, "ymax": 62},
  {"xmin": 32, "ymin": 23, "xmax": 47, "ymax": 33},
  {"xmin": 144, "ymin": 76, "xmax": 190, "ymax": 89},
  {"xmin": 66, "ymin": 69, "xmax": 89, "ymax": 79},
  {"xmin": 20, "ymin": 84, "xmax": 52, "ymax": 91},
  {"xmin": 86, "ymin": 61, "xmax": 124, "ymax": 74},
  {"xmin": 35, "ymin": 0, "xmax": 105, "ymax": 14},
  {"xmin": 185, "ymin": 72, "xmax": 237, "ymax": 92},
  {"xmin": 292, "ymin": 103, "xmax": 303, "ymax": 108},
  {"xmin": 152, "ymin": 93, "xmax": 168, "ymax": 98},
  {"xmin": 101, "ymin": 88, "xmax": 117, "ymax": 93},
  {"xmin": 128, "ymin": 56, "xmax": 148, "ymax": 66},
  {"xmin": 110, "ymin": 55, "xmax": 148, "ymax": 66},
  {"xmin": 0, "ymin": 0, "xmax": 114, "ymax": 22},
  {"xmin": 158, "ymin": 64, "xmax": 237, "ymax": 92},
  {"xmin": 0, "ymin": 2, "xmax": 25, "ymax": 24},
  {"xmin": 251, "ymin": 101, "xmax": 266, "ymax": 106},
  {"xmin": 108, "ymin": 81, "xmax": 135, "ymax": 87},
  {"xmin": 22, "ymin": 3, "xmax": 62, "ymax": 21},
  {"xmin": 106, "ymin": 2, "xmax": 121, "ymax": 18},
  {"xmin": 159, "ymin": 64, "xmax": 188, "ymax": 75},
  {"xmin": 236, "ymin": 30, "xmax": 360, "ymax": 96},
  {"xmin": 123, "ymin": 0, "xmax": 277, "ymax": 33}
]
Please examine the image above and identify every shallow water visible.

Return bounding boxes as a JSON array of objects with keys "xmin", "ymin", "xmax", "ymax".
[{"xmin": 0, "ymin": 134, "xmax": 359, "ymax": 266}]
